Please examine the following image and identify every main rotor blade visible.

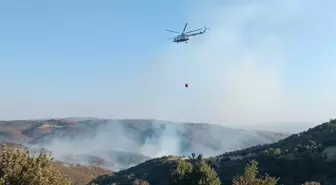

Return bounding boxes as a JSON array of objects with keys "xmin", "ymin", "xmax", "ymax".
[
  {"xmin": 165, "ymin": 29, "xmax": 180, "ymax": 34},
  {"xmin": 182, "ymin": 23, "xmax": 188, "ymax": 33},
  {"xmin": 185, "ymin": 28, "xmax": 202, "ymax": 33},
  {"xmin": 168, "ymin": 36, "xmax": 175, "ymax": 40}
]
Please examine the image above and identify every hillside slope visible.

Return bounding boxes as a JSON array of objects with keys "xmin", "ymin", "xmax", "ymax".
[
  {"xmin": 0, "ymin": 118, "xmax": 290, "ymax": 171},
  {"xmin": 91, "ymin": 119, "xmax": 336, "ymax": 185},
  {"xmin": 53, "ymin": 161, "xmax": 111, "ymax": 185}
]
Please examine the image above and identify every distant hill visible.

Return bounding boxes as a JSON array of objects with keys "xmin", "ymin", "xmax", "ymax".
[
  {"xmin": 0, "ymin": 118, "xmax": 290, "ymax": 171},
  {"xmin": 90, "ymin": 119, "xmax": 336, "ymax": 185}
]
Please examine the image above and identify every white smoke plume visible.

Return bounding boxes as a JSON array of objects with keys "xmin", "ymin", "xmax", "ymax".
[
  {"xmin": 133, "ymin": 0, "xmax": 336, "ymax": 131},
  {"xmin": 24, "ymin": 119, "xmax": 288, "ymax": 171}
]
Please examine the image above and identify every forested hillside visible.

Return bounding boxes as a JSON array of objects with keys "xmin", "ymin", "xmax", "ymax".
[{"xmin": 91, "ymin": 119, "xmax": 336, "ymax": 185}]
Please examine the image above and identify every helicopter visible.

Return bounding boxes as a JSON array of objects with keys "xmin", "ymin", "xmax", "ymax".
[{"xmin": 165, "ymin": 23, "xmax": 209, "ymax": 43}]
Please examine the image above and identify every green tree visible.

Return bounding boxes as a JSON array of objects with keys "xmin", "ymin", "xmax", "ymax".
[
  {"xmin": 197, "ymin": 154, "xmax": 203, "ymax": 161},
  {"xmin": 132, "ymin": 179, "xmax": 150, "ymax": 185},
  {"xmin": 190, "ymin": 160, "xmax": 221, "ymax": 185},
  {"xmin": 169, "ymin": 159, "xmax": 193, "ymax": 185},
  {"xmin": 232, "ymin": 160, "xmax": 279, "ymax": 185},
  {"xmin": 169, "ymin": 154, "xmax": 221, "ymax": 185},
  {"xmin": 191, "ymin": 153, "xmax": 196, "ymax": 160},
  {"xmin": 0, "ymin": 144, "xmax": 72, "ymax": 185}
]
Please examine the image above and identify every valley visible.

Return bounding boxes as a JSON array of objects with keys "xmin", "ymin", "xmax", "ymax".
[{"xmin": 0, "ymin": 117, "xmax": 291, "ymax": 184}]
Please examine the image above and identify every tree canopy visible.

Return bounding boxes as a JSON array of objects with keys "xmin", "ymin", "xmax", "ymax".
[
  {"xmin": 0, "ymin": 144, "xmax": 72, "ymax": 185},
  {"xmin": 232, "ymin": 160, "xmax": 279, "ymax": 185},
  {"xmin": 169, "ymin": 155, "xmax": 221, "ymax": 185}
]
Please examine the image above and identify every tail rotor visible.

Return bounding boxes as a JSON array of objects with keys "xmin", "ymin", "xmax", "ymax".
[{"xmin": 204, "ymin": 26, "xmax": 210, "ymax": 31}]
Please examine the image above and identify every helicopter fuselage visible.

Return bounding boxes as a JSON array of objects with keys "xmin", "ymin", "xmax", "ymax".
[
  {"xmin": 167, "ymin": 23, "xmax": 209, "ymax": 43},
  {"xmin": 173, "ymin": 34, "xmax": 189, "ymax": 43}
]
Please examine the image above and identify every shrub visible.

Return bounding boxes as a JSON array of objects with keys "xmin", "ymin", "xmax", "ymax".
[
  {"xmin": 0, "ymin": 144, "xmax": 72, "ymax": 185},
  {"xmin": 232, "ymin": 160, "xmax": 279, "ymax": 185}
]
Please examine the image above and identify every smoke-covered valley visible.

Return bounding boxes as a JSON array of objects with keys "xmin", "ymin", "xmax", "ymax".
[{"xmin": 0, "ymin": 118, "xmax": 291, "ymax": 171}]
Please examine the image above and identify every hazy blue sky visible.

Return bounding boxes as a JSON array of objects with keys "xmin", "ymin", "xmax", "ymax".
[{"xmin": 0, "ymin": 0, "xmax": 336, "ymax": 130}]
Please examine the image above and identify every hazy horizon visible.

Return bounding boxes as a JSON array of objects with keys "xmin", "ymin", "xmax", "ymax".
[
  {"xmin": 0, "ymin": 116, "xmax": 319, "ymax": 133},
  {"xmin": 1, "ymin": 0, "xmax": 336, "ymax": 131}
]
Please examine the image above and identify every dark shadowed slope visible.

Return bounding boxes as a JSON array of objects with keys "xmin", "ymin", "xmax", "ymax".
[{"xmin": 91, "ymin": 119, "xmax": 336, "ymax": 185}]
